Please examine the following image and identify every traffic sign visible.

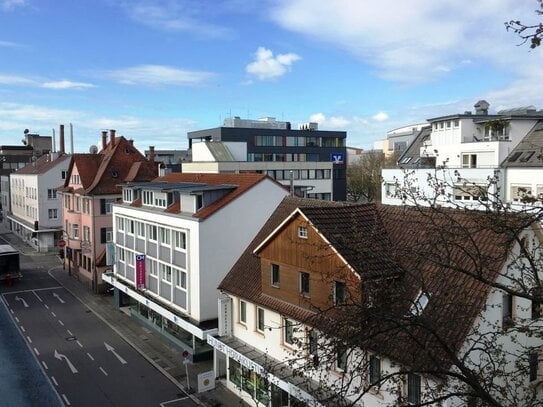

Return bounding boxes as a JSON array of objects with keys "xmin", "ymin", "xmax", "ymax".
[{"xmin": 57, "ymin": 240, "xmax": 66, "ymax": 248}]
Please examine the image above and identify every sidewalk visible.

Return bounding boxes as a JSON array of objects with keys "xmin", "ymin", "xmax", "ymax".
[{"xmin": 0, "ymin": 224, "xmax": 248, "ymax": 407}]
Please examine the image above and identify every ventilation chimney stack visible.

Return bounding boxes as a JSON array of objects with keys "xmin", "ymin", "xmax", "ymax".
[
  {"xmin": 101, "ymin": 131, "xmax": 108, "ymax": 150},
  {"xmin": 149, "ymin": 146, "xmax": 155, "ymax": 162},
  {"xmin": 59, "ymin": 124, "xmax": 65, "ymax": 155},
  {"xmin": 474, "ymin": 100, "xmax": 490, "ymax": 115},
  {"xmin": 109, "ymin": 129, "xmax": 116, "ymax": 146}
]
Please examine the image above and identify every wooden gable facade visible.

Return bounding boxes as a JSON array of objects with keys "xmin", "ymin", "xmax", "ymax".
[{"xmin": 256, "ymin": 209, "xmax": 362, "ymax": 311}]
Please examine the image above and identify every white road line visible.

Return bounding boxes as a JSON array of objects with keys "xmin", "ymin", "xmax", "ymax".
[
  {"xmin": 99, "ymin": 367, "xmax": 108, "ymax": 376},
  {"xmin": 34, "ymin": 347, "xmax": 40, "ymax": 356},
  {"xmin": 14, "ymin": 317, "xmax": 19, "ymax": 323},
  {"xmin": 160, "ymin": 398, "xmax": 191, "ymax": 406},
  {"xmin": 58, "ymin": 320, "xmax": 64, "ymax": 326},
  {"xmin": 51, "ymin": 312, "xmax": 56, "ymax": 317},
  {"xmin": 4, "ymin": 286, "xmax": 63, "ymax": 295},
  {"xmin": 9, "ymin": 308, "xmax": 13, "ymax": 314},
  {"xmin": 42, "ymin": 361, "xmax": 48, "ymax": 370},
  {"xmin": 51, "ymin": 376, "xmax": 58, "ymax": 387},
  {"xmin": 76, "ymin": 340, "xmax": 83, "ymax": 348},
  {"xmin": 67, "ymin": 329, "xmax": 73, "ymax": 336},
  {"xmin": 87, "ymin": 352, "xmax": 94, "ymax": 361},
  {"xmin": 33, "ymin": 291, "xmax": 43, "ymax": 302},
  {"xmin": 20, "ymin": 325, "xmax": 25, "ymax": 332},
  {"xmin": 44, "ymin": 304, "xmax": 49, "ymax": 309},
  {"xmin": 62, "ymin": 394, "xmax": 71, "ymax": 406},
  {"xmin": 26, "ymin": 336, "xmax": 32, "ymax": 344}
]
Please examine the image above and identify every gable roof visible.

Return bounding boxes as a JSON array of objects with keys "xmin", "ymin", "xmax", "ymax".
[
  {"xmin": 59, "ymin": 135, "xmax": 157, "ymax": 195},
  {"xmin": 14, "ymin": 154, "xmax": 70, "ymax": 175},
  {"xmin": 220, "ymin": 199, "xmax": 519, "ymax": 371}
]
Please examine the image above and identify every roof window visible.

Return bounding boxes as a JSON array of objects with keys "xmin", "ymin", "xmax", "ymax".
[{"xmin": 410, "ymin": 291, "xmax": 429, "ymax": 316}]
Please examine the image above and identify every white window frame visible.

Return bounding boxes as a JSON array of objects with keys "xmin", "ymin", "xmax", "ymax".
[
  {"xmin": 257, "ymin": 307, "xmax": 265, "ymax": 332},
  {"xmin": 175, "ymin": 268, "xmax": 186, "ymax": 289},
  {"xmin": 174, "ymin": 230, "xmax": 186, "ymax": 251},
  {"xmin": 298, "ymin": 226, "xmax": 308, "ymax": 239},
  {"xmin": 239, "ymin": 300, "xmax": 247, "ymax": 324},
  {"xmin": 160, "ymin": 263, "xmax": 172, "ymax": 283}
]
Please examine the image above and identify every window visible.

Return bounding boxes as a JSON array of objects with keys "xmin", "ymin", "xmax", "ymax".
[
  {"xmin": 407, "ymin": 373, "xmax": 421, "ymax": 404},
  {"xmin": 532, "ymin": 298, "xmax": 542, "ymax": 320},
  {"xmin": 175, "ymin": 269, "xmax": 186, "ymax": 289},
  {"xmin": 48, "ymin": 209, "xmax": 58, "ymax": 219},
  {"xmin": 308, "ymin": 330, "xmax": 318, "ymax": 365},
  {"xmin": 100, "ymin": 198, "xmax": 115, "ymax": 214},
  {"xmin": 159, "ymin": 227, "xmax": 170, "ymax": 245},
  {"xmin": 336, "ymin": 345, "xmax": 348, "ymax": 372},
  {"xmin": 257, "ymin": 307, "xmax": 265, "ymax": 332},
  {"xmin": 454, "ymin": 185, "xmax": 488, "ymax": 202},
  {"xmin": 72, "ymin": 224, "xmax": 79, "ymax": 239},
  {"xmin": 462, "ymin": 154, "xmax": 477, "ymax": 168},
  {"xmin": 117, "ymin": 217, "xmax": 125, "ymax": 231},
  {"xmin": 147, "ymin": 259, "xmax": 158, "ymax": 276},
  {"xmin": 503, "ymin": 293, "xmax": 514, "ymax": 329},
  {"xmin": 271, "ymin": 263, "xmax": 280, "ymax": 287},
  {"xmin": 284, "ymin": 318, "xmax": 294, "ymax": 345},
  {"xmin": 334, "ymin": 281, "xmax": 346, "ymax": 305},
  {"xmin": 410, "ymin": 291, "xmax": 429, "ymax": 316},
  {"xmin": 127, "ymin": 219, "xmax": 135, "ymax": 235},
  {"xmin": 385, "ymin": 183, "xmax": 397, "ymax": 198},
  {"xmin": 64, "ymin": 194, "xmax": 71, "ymax": 210},
  {"xmin": 118, "ymin": 248, "xmax": 125, "ymax": 262},
  {"xmin": 126, "ymin": 252, "xmax": 134, "ymax": 266},
  {"xmin": 174, "ymin": 231, "xmax": 186, "ymax": 250},
  {"xmin": 239, "ymin": 300, "xmax": 247, "ymax": 324},
  {"xmin": 369, "ymin": 355, "xmax": 381, "ymax": 385},
  {"xmin": 148, "ymin": 225, "xmax": 158, "ymax": 241},
  {"xmin": 137, "ymin": 222, "xmax": 145, "ymax": 237},
  {"xmin": 100, "ymin": 227, "xmax": 113, "ymax": 243},
  {"xmin": 74, "ymin": 196, "xmax": 80, "ymax": 212},
  {"xmin": 142, "ymin": 190, "xmax": 153, "ymax": 205},
  {"xmin": 83, "ymin": 226, "xmax": 90, "ymax": 241},
  {"xmin": 61, "ymin": 170, "xmax": 67, "ymax": 179},
  {"xmin": 511, "ymin": 185, "xmax": 533, "ymax": 203},
  {"xmin": 160, "ymin": 264, "xmax": 172, "ymax": 282},
  {"xmin": 123, "ymin": 188, "xmax": 133, "ymax": 202},
  {"xmin": 47, "ymin": 189, "xmax": 57, "ymax": 199},
  {"xmin": 299, "ymin": 272, "xmax": 310, "ymax": 297},
  {"xmin": 82, "ymin": 198, "xmax": 90, "ymax": 214},
  {"xmin": 298, "ymin": 226, "xmax": 308, "ymax": 239},
  {"xmin": 529, "ymin": 352, "xmax": 539, "ymax": 382}
]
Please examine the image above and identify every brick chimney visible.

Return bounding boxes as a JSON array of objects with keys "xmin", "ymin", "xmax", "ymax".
[
  {"xmin": 149, "ymin": 146, "xmax": 155, "ymax": 162},
  {"xmin": 101, "ymin": 131, "xmax": 108, "ymax": 150},
  {"xmin": 109, "ymin": 129, "xmax": 116, "ymax": 146},
  {"xmin": 59, "ymin": 124, "xmax": 65, "ymax": 155}
]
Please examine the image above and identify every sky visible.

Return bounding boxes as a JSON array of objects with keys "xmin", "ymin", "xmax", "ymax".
[{"xmin": 1, "ymin": 0, "xmax": 542, "ymax": 153}]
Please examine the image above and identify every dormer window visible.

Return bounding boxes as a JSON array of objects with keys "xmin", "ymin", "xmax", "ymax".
[
  {"xmin": 123, "ymin": 188, "xmax": 134, "ymax": 203},
  {"xmin": 154, "ymin": 192, "xmax": 167, "ymax": 208},
  {"xmin": 142, "ymin": 190, "xmax": 153, "ymax": 206}
]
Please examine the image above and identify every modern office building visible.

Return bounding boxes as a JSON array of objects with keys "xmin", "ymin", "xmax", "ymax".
[{"xmin": 186, "ymin": 117, "xmax": 347, "ymax": 201}]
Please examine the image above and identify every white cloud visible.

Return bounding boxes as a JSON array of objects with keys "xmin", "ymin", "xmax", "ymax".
[
  {"xmin": 246, "ymin": 47, "xmax": 301, "ymax": 80},
  {"xmin": 0, "ymin": 74, "xmax": 36, "ymax": 86},
  {"xmin": 42, "ymin": 80, "xmax": 96, "ymax": 89},
  {"xmin": 104, "ymin": 65, "xmax": 215, "ymax": 87},
  {"xmin": 309, "ymin": 113, "xmax": 350, "ymax": 128},
  {"xmin": 0, "ymin": 40, "xmax": 20, "ymax": 47},
  {"xmin": 270, "ymin": 0, "xmax": 541, "ymax": 84},
  {"xmin": 0, "ymin": 0, "xmax": 26, "ymax": 11},
  {"xmin": 372, "ymin": 112, "xmax": 389, "ymax": 122}
]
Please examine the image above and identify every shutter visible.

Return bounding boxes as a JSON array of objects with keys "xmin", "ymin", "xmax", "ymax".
[
  {"xmin": 100, "ymin": 199, "xmax": 106, "ymax": 214},
  {"xmin": 100, "ymin": 228, "xmax": 106, "ymax": 244}
]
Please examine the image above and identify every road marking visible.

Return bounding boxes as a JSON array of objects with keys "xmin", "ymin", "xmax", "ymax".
[
  {"xmin": 20, "ymin": 325, "xmax": 25, "ymax": 332},
  {"xmin": 99, "ymin": 367, "xmax": 108, "ymax": 376},
  {"xmin": 26, "ymin": 336, "xmax": 32, "ymax": 343},
  {"xmin": 51, "ymin": 376, "xmax": 58, "ymax": 387},
  {"xmin": 9, "ymin": 308, "xmax": 13, "ymax": 314},
  {"xmin": 14, "ymin": 317, "xmax": 19, "ymax": 323},
  {"xmin": 62, "ymin": 394, "xmax": 71, "ymax": 406},
  {"xmin": 51, "ymin": 312, "xmax": 56, "ymax": 317},
  {"xmin": 76, "ymin": 340, "xmax": 83, "ymax": 348},
  {"xmin": 33, "ymin": 291, "xmax": 43, "ymax": 302},
  {"xmin": 34, "ymin": 347, "xmax": 40, "ymax": 356},
  {"xmin": 53, "ymin": 292, "xmax": 65, "ymax": 304},
  {"xmin": 58, "ymin": 320, "xmax": 64, "ymax": 326},
  {"xmin": 15, "ymin": 296, "xmax": 29, "ymax": 308},
  {"xmin": 161, "ymin": 398, "xmax": 191, "ymax": 406},
  {"xmin": 44, "ymin": 304, "xmax": 49, "ymax": 309},
  {"xmin": 87, "ymin": 352, "xmax": 94, "ymax": 361},
  {"xmin": 104, "ymin": 342, "xmax": 128, "ymax": 365},
  {"xmin": 42, "ymin": 361, "xmax": 48, "ymax": 370},
  {"xmin": 3, "ymin": 286, "xmax": 63, "ymax": 295},
  {"xmin": 67, "ymin": 329, "xmax": 73, "ymax": 336},
  {"xmin": 54, "ymin": 350, "xmax": 78, "ymax": 374}
]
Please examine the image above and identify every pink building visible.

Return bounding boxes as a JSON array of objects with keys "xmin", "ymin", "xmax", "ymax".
[{"xmin": 58, "ymin": 130, "xmax": 158, "ymax": 292}]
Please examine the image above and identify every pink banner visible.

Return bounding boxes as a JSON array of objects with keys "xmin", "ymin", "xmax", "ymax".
[{"xmin": 136, "ymin": 254, "xmax": 146, "ymax": 289}]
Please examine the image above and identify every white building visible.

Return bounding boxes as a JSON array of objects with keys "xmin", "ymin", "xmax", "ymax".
[
  {"xmin": 103, "ymin": 172, "xmax": 288, "ymax": 361},
  {"xmin": 382, "ymin": 101, "xmax": 543, "ymax": 208},
  {"xmin": 7, "ymin": 152, "xmax": 70, "ymax": 251},
  {"xmin": 210, "ymin": 198, "xmax": 543, "ymax": 406}
]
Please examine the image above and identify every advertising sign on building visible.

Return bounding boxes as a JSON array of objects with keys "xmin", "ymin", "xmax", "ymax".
[
  {"xmin": 135, "ymin": 254, "xmax": 146, "ymax": 289},
  {"xmin": 330, "ymin": 152, "xmax": 344, "ymax": 164}
]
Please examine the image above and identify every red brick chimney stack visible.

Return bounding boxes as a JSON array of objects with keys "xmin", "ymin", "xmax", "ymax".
[
  {"xmin": 109, "ymin": 129, "xmax": 116, "ymax": 147},
  {"xmin": 149, "ymin": 146, "xmax": 155, "ymax": 162},
  {"xmin": 101, "ymin": 131, "xmax": 108, "ymax": 150}
]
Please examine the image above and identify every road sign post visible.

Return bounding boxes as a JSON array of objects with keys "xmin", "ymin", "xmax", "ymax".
[{"xmin": 182, "ymin": 350, "xmax": 190, "ymax": 390}]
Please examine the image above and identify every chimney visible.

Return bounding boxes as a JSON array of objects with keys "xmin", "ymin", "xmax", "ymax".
[
  {"xmin": 474, "ymin": 100, "xmax": 490, "ymax": 115},
  {"xmin": 70, "ymin": 123, "xmax": 74, "ymax": 154},
  {"xmin": 101, "ymin": 131, "xmax": 108, "ymax": 150},
  {"xmin": 149, "ymin": 146, "xmax": 155, "ymax": 162},
  {"xmin": 59, "ymin": 124, "xmax": 65, "ymax": 155},
  {"xmin": 128, "ymin": 139, "xmax": 134, "ymax": 146},
  {"xmin": 109, "ymin": 129, "xmax": 116, "ymax": 146}
]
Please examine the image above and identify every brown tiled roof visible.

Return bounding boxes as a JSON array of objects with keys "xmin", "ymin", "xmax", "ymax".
[
  {"xmin": 62, "ymin": 135, "xmax": 157, "ymax": 195},
  {"xmin": 15, "ymin": 154, "xmax": 70, "ymax": 175},
  {"xmin": 220, "ymin": 199, "xmax": 518, "ymax": 371},
  {"xmin": 157, "ymin": 172, "xmax": 287, "ymax": 219}
]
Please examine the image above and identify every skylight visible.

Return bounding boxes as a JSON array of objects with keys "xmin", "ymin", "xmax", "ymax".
[{"xmin": 410, "ymin": 291, "xmax": 429, "ymax": 316}]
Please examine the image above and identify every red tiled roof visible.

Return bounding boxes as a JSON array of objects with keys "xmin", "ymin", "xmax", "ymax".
[
  {"xmin": 62, "ymin": 135, "xmax": 157, "ymax": 196},
  {"xmin": 220, "ymin": 199, "xmax": 520, "ymax": 371},
  {"xmin": 157, "ymin": 172, "xmax": 281, "ymax": 219},
  {"xmin": 15, "ymin": 154, "xmax": 70, "ymax": 175}
]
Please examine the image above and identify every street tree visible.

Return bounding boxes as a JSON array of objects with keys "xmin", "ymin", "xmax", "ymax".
[
  {"xmin": 506, "ymin": 0, "xmax": 543, "ymax": 48},
  {"xmin": 347, "ymin": 150, "xmax": 396, "ymax": 203}
]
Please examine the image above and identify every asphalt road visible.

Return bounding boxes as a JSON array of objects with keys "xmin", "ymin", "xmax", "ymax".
[{"xmin": 0, "ymin": 236, "xmax": 196, "ymax": 407}]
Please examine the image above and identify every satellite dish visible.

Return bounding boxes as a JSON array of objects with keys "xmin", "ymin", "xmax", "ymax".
[
  {"xmin": 89, "ymin": 145, "xmax": 98, "ymax": 154},
  {"xmin": 24, "ymin": 129, "xmax": 29, "ymax": 134}
]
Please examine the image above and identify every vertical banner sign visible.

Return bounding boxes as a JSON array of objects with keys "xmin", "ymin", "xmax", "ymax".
[{"xmin": 135, "ymin": 254, "xmax": 146, "ymax": 289}]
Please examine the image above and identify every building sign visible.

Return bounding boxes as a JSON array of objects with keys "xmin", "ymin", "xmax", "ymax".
[
  {"xmin": 207, "ymin": 336, "xmax": 264, "ymax": 375},
  {"xmin": 330, "ymin": 152, "xmax": 344, "ymax": 164},
  {"xmin": 218, "ymin": 296, "xmax": 232, "ymax": 336},
  {"xmin": 197, "ymin": 370, "xmax": 215, "ymax": 393},
  {"xmin": 135, "ymin": 254, "xmax": 146, "ymax": 289}
]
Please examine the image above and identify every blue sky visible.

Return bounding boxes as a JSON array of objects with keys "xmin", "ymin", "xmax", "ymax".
[{"xmin": 1, "ymin": 0, "xmax": 542, "ymax": 152}]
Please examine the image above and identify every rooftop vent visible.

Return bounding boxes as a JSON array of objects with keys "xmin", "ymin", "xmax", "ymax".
[{"xmin": 474, "ymin": 100, "xmax": 490, "ymax": 115}]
